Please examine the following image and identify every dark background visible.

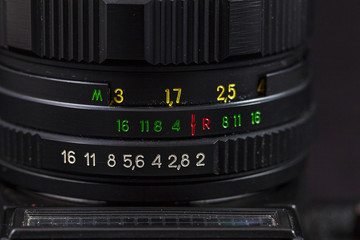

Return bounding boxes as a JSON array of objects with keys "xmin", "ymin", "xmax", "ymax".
[{"xmin": 307, "ymin": 0, "xmax": 360, "ymax": 202}]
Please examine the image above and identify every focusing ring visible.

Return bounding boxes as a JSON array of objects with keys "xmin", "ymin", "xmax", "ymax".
[
  {"xmin": 0, "ymin": 106, "xmax": 314, "ymax": 179},
  {"xmin": 0, "ymin": 0, "xmax": 309, "ymax": 65},
  {"xmin": 0, "ymin": 107, "xmax": 314, "ymax": 202}
]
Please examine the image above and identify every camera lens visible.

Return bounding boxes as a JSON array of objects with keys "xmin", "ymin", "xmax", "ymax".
[{"xmin": 0, "ymin": 0, "xmax": 313, "ymax": 202}]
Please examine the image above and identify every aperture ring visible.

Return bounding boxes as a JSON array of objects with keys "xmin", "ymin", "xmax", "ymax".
[
  {"xmin": 0, "ymin": 107, "xmax": 314, "ymax": 179},
  {"xmin": 0, "ymin": 56, "xmax": 308, "ymax": 107},
  {"xmin": 0, "ymin": 0, "xmax": 309, "ymax": 64},
  {"xmin": 0, "ymin": 80, "xmax": 311, "ymax": 139}
]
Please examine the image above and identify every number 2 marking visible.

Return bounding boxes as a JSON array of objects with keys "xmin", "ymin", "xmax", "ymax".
[
  {"xmin": 168, "ymin": 155, "xmax": 178, "ymax": 168},
  {"xmin": 196, "ymin": 153, "xmax": 205, "ymax": 167}
]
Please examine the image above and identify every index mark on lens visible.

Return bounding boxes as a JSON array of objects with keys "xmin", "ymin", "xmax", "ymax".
[{"xmin": 191, "ymin": 114, "xmax": 196, "ymax": 136}]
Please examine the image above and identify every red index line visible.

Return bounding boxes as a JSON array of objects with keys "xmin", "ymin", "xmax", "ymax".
[{"xmin": 191, "ymin": 114, "xmax": 196, "ymax": 136}]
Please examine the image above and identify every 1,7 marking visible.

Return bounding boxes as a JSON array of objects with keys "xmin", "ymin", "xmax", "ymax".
[{"xmin": 165, "ymin": 88, "xmax": 182, "ymax": 107}]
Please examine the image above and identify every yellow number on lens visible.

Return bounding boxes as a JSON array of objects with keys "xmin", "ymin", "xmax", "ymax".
[
  {"xmin": 228, "ymin": 84, "xmax": 236, "ymax": 100},
  {"xmin": 165, "ymin": 88, "xmax": 182, "ymax": 107},
  {"xmin": 217, "ymin": 84, "xmax": 236, "ymax": 103},
  {"xmin": 217, "ymin": 85, "xmax": 226, "ymax": 101},
  {"xmin": 114, "ymin": 88, "xmax": 124, "ymax": 103}
]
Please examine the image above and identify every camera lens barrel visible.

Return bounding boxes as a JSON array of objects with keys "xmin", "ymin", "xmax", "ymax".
[
  {"xmin": 0, "ymin": 49, "xmax": 310, "ymax": 139},
  {"xmin": 0, "ymin": 0, "xmax": 309, "ymax": 64},
  {"xmin": 0, "ymin": 0, "xmax": 313, "ymax": 202}
]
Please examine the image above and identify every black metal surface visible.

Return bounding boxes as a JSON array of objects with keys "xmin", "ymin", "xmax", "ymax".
[{"xmin": 0, "ymin": 0, "xmax": 309, "ymax": 65}]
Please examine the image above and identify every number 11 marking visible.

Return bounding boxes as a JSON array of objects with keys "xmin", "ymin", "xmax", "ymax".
[{"xmin": 84, "ymin": 152, "xmax": 96, "ymax": 167}]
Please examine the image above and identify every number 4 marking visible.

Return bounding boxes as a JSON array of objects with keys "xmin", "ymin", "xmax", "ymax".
[
  {"xmin": 152, "ymin": 154, "xmax": 162, "ymax": 168},
  {"xmin": 172, "ymin": 120, "xmax": 181, "ymax": 132}
]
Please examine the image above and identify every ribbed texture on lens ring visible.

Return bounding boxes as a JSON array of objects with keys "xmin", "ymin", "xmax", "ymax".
[
  {"xmin": 0, "ymin": 126, "xmax": 41, "ymax": 168},
  {"xmin": 0, "ymin": 0, "xmax": 308, "ymax": 65},
  {"xmin": 0, "ymin": 109, "xmax": 313, "ymax": 176},
  {"xmin": 36, "ymin": 0, "xmax": 99, "ymax": 62}
]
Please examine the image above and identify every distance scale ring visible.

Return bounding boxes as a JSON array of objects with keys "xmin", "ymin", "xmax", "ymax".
[
  {"xmin": 0, "ymin": 79, "xmax": 311, "ymax": 139},
  {"xmin": 0, "ymin": 107, "xmax": 315, "ymax": 179},
  {"xmin": 0, "ymin": 108, "xmax": 314, "ymax": 202}
]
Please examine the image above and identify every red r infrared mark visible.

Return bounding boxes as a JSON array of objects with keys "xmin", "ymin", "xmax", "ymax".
[
  {"xmin": 203, "ymin": 118, "xmax": 211, "ymax": 130},
  {"xmin": 191, "ymin": 114, "xmax": 196, "ymax": 136}
]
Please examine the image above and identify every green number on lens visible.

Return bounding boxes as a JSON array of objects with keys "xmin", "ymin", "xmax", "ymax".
[
  {"xmin": 117, "ymin": 120, "xmax": 130, "ymax": 132},
  {"xmin": 222, "ymin": 116, "xmax": 229, "ymax": 129},
  {"xmin": 154, "ymin": 121, "xmax": 162, "ymax": 132},
  {"xmin": 234, "ymin": 114, "xmax": 241, "ymax": 127},
  {"xmin": 140, "ymin": 120, "xmax": 150, "ymax": 133},
  {"xmin": 172, "ymin": 120, "xmax": 181, "ymax": 132},
  {"xmin": 251, "ymin": 111, "xmax": 262, "ymax": 125}
]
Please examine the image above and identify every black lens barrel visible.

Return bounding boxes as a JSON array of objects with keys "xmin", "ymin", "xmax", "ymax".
[
  {"xmin": 0, "ymin": 49, "xmax": 310, "ymax": 139},
  {"xmin": 0, "ymin": 0, "xmax": 309, "ymax": 64},
  {"xmin": 0, "ymin": 0, "xmax": 313, "ymax": 202}
]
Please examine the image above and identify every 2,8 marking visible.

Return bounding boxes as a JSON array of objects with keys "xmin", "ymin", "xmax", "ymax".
[{"xmin": 168, "ymin": 154, "xmax": 190, "ymax": 170}]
